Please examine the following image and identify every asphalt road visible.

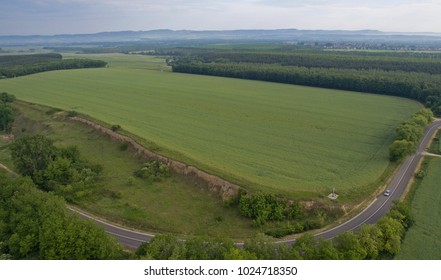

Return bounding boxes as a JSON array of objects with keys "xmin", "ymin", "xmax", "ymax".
[{"xmin": 70, "ymin": 120, "xmax": 441, "ymax": 248}]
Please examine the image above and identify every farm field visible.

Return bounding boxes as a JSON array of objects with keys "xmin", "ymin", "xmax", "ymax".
[
  {"xmin": 0, "ymin": 54, "xmax": 419, "ymax": 200},
  {"xmin": 396, "ymin": 158, "xmax": 441, "ymax": 259}
]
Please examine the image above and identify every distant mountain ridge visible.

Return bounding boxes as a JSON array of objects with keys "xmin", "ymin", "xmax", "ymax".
[{"xmin": 1, "ymin": 29, "xmax": 441, "ymax": 46}]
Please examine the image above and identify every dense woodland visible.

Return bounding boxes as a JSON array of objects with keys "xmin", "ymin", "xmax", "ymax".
[
  {"xmin": 169, "ymin": 49, "xmax": 441, "ymax": 115},
  {"xmin": 0, "ymin": 53, "xmax": 107, "ymax": 78}
]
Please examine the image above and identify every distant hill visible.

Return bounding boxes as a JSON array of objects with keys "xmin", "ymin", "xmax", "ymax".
[{"xmin": 1, "ymin": 29, "xmax": 441, "ymax": 46}]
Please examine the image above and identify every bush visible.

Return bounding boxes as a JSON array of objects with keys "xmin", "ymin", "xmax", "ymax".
[
  {"xmin": 119, "ymin": 142, "xmax": 129, "ymax": 151},
  {"xmin": 111, "ymin": 124, "xmax": 121, "ymax": 132},
  {"xmin": 67, "ymin": 111, "xmax": 78, "ymax": 117},
  {"xmin": 134, "ymin": 161, "xmax": 170, "ymax": 182}
]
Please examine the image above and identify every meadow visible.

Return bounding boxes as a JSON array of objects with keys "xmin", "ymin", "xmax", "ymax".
[
  {"xmin": 0, "ymin": 54, "xmax": 419, "ymax": 200},
  {"xmin": 396, "ymin": 158, "xmax": 441, "ymax": 259}
]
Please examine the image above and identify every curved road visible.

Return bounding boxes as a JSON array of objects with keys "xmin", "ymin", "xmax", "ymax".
[{"xmin": 72, "ymin": 120, "xmax": 441, "ymax": 248}]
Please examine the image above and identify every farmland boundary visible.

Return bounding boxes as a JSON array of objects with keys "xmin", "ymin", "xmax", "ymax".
[{"xmin": 69, "ymin": 116, "xmax": 241, "ymax": 201}]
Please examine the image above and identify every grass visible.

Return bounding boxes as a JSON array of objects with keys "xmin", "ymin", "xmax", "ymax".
[
  {"xmin": 0, "ymin": 55, "xmax": 419, "ymax": 201},
  {"xmin": 396, "ymin": 157, "xmax": 441, "ymax": 259},
  {"xmin": 5, "ymin": 101, "xmax": 259, "ymax": 239},
  {"xmin": 61, "ymin": 53, "xmax": 171, "ymax": 71}
]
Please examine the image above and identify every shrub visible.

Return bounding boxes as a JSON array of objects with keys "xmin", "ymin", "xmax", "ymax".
[
  {"xmin": 111, "ymin": 124, "xmax": 121, "ymax": 132},
  {"xmin": 67, "ymin": 111, "xmax": 78, "ymax": 117},
  {"xmin": 134, "ymin": 161, "xmax": 170, "ymax": 182},
  {"xmin": 119, "ymin": 142, "xmax": 129, "ymax": 151}
]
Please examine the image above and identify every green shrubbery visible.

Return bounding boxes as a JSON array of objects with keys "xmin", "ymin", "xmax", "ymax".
[
  {"xmin": 389, "ymin": 109, "xmax": 433, "ymax": 161},
  {"xmin": 10, "ymin": 135, "xmax": 102, "ymax": 202},
  {"xmin": 134, "ymin": 160, "xmax": 170, "ymax": 182},
  {"xmin": 238, "ymin": 192, "xmax": 340, "ymax": 236}
]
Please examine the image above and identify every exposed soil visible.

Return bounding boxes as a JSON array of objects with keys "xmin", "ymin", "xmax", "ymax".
[{"xmin": 69, "ymin": 117, "xmax": 241, "ymax": 201}]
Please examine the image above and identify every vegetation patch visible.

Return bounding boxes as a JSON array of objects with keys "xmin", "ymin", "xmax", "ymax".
[{"xmin": 134, "ymin": 160, "xmax": 170, "ymax": 182}]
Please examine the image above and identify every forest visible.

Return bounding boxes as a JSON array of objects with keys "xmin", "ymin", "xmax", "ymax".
[
  {"xmin": 0, "ymin": 53, "xmax": 107, "ymax": 78},
  {"xmin": 169, "ymin": 49, "xmax": 441, "ymax": 115}
]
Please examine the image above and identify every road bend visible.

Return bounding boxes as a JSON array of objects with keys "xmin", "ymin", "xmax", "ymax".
[{"xmin": 70, "ymin": 120, "xmax": 441, "ymax": 248}]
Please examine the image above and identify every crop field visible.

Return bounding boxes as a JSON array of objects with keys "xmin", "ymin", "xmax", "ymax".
[
  {"xmin": 396, "ymin": 158, "xmax": 441, "ymax": 259},
  {"xmin": 0, "ymin": 55, "xmax": 419, "ymax": 200}
]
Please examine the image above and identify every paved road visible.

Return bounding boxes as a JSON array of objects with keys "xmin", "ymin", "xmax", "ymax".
[
  {"xmin": 67, "ymin": 206, "xmax": 155, "ymax": 248},
  {"xmin": 74, "ymin": 120, "xmax": 441, "ymax": 248}
]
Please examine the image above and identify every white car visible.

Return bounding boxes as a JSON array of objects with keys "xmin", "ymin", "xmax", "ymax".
[{"xmin": 383, "ymin": 189, "xmax": 391, "ymax": 196}]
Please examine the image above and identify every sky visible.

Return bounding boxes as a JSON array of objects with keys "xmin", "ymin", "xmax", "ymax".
[{"xmin": 1, "ymin": 0, "xmax": 441, "ymax": 35}]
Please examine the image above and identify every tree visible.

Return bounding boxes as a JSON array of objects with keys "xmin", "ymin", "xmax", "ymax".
[
  {"xmin": 184, "ymin": 236, "xmax": 235, "ymax": 260},
  {"xmin": 358, "ymin": 224, "xmax": 384, "ymax": 259},
  {"xmin": 396, "ymin": 123, "xmax": 423, "ymax": 143},
  {"xmin": 0, "ymin": 92, "xmax": 15, "ymax": 104},
  {"xmin": 389, "ymin": 139, "xmax": 415, "ymax": 161},
  {"xmin": 333, "ymin": 231, "xmax": 367, "ymax": 260},
  {"xmin": 0, "ymin": 103, "xmax": 13, "ymax": 132},
  {"xmin": 377, "ymin": 216, "xmax": 405, "ymax": 256},
  {"xmin": 140, "ymin": 234, "xmax": 186, "ymax": 260},
  {"xmin": 0, "ymin": 175, "xmax": 122, "ymax": 260},
  {"xmin": 243, "ymin": 233, "xmax": 295, "ymax": 260},
  {"xmin": 10, "ymin": 135, "xmax": 57, "ymax": 188}
]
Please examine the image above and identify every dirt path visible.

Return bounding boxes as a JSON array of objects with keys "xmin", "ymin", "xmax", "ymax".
[
  {"xmin": 69, "ymin": 116, "xmax": 241, "ymax": 201},
  {"xmin": 422, "ymin": 151, "xmax": 441, "ymax": 158}
]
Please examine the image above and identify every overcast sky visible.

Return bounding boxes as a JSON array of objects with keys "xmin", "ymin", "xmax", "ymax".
[{"xmin": 1, "ymin": 0, "xmax": 441, "ymax": 35}]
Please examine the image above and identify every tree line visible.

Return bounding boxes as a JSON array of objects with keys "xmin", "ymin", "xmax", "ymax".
[
  {"xmin": 174, "ymin": 51, "xmax": 441, "ymax": 74},
  {"xmin": 0, "ymin": 53, "xmax": 107, "ymax": 78},
  {"xmin": 389, "ymin": 109, "xmax": 434, "ymax": 161},
  {"xmin": 170, "ymin": 52, "xmax": 441, "ymax": 116}
]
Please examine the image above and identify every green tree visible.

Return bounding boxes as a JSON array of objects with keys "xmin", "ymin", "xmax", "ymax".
[
  {"xmin": 358, "ymin": 224, "xmax": 384, "ymax": 259},
  {"xmin": 140, "ymin": 234, "xmax": 186, "ymax": 260},
  {"xmin": 0, "ymin": 175, "xmax": 122, "ymax": 260},
  {"xmin": 377, "ymin": 216, "xmax": 405, "ymax": 256},
  {"xmin": 184, "ymin": 236, "xmax": 235, "ymax": 260},
  {"xmin": 0, "ymin": 103, "xmax": 13, "ymax": 132},
  {"xmin": 0, "ymin": 92, "xmax": 15, "ymax": 104},
  {"xmin": 389, "ymin": 139, "xmax": 415, "ymax": 161},
  {"xmin": 333, "ymin": 231, "xmax": 367, "ymax": 260},
  {"xmin": 243, "ymin": 233, "xmax": 296, "ymax": 260},
  {"xmin": 224, "ymin": 247, "xmax": 258, "ymax": 260},
  {"xmin": 293, "ymin": 234, "xmax": 340, "ymax": 260},
  {"xmin": 10, "ymin": 135, "xmax": 57, "ymax": 188}
]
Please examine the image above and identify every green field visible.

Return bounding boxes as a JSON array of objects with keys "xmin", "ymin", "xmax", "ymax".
[
  {"xmin": 396, "ymin": 158, "xmax": 441, "ymax": 259},
  {"xmin": 0, "ymin": 55, "xmax": 419, "ymax": 200}
]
